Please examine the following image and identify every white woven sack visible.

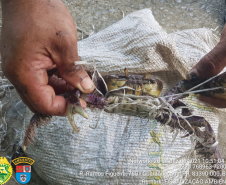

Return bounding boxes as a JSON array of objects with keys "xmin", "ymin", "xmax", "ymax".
[{"xmin": 22, "ymin": 9, "xmax": 220, "ymax": 185}]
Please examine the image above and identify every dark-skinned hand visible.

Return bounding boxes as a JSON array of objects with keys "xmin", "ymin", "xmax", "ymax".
[
  {"xmin": 188, "ymin": 24, "xmax": 226, "ymax": 108},
  {"xmin": 0, "ymin": 0, "xmax": 95, "ymax": 115}
]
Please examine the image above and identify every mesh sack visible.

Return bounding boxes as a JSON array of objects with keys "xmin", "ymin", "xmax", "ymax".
[{"xmin": 21, "ymin": 9, "xmax": 221, "ymax": 185}]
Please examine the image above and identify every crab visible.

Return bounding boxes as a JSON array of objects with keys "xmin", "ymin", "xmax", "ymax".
[{"xmin": 23, "ymin": 67, "xmax": 226, "ymax": 180}]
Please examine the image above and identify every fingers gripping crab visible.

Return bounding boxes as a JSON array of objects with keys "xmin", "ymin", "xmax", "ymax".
[{"xmin": 23, "ymin": 67, "xmax": 226, "ymax": 180}]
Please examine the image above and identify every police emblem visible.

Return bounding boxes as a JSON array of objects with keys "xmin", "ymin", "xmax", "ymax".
[
  {"xmin": 20, "ymin": 174, "xmax": 27, "ymax": 182},
  {"xmin": 12, "ymin": 157, "xmax": 35, "ymax": 184},
  {"xmin": 0, "ymin": 157, "xmax": 13, "ymax": 185}
]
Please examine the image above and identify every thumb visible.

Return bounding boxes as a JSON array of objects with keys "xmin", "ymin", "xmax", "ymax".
[
  {"xmin": 58, "ymin": 61, "xmax": 95, "ymax": 94},
  {"xmin": 52, "ymin": 30, "xmax": 95, "ymax": 93},
  {"xmin": 187, "ymin": 41, "xmax": 226, "ymax": 79}
]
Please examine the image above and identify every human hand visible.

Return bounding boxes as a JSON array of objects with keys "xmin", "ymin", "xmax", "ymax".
[
  {"xmin": 187, "ymin": 25, "xmax": 226, "ymax": 108},
  {"xmin": 0, "ymin": 0, "xmax": 95, "ymax": 115}
]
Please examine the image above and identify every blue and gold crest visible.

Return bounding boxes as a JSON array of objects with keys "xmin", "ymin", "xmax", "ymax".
[{"xmin": 12, "ymin": 157, "xmax": 35, "ymax": 184}]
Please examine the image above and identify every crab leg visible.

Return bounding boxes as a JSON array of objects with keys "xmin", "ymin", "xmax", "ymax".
[
  {"xmin": 23, "ymin": 89, "xmax": 88, "ymax": 151},
  {"xmin": 194, "ymin": 123, "xmax": 224, "ymax": 179},
  {"xmin": 163, "ymin": 74, "xmax": 225, "ymax": 180},
  {"xmin": 67, "ymin": 89, "xmax": 88, "ymax": 132},
  {"xmin": 23, "ymin": 113, "xmax": 52, "ymax": 151}
]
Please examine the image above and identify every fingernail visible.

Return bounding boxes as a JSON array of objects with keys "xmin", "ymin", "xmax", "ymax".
[
  {"xmin": 186, "ymin": 68, "xmax": 200, "ymax": 81},
  {"xmin": 79, "ymin": 77, "xmax": 94, "ymax": 91}
]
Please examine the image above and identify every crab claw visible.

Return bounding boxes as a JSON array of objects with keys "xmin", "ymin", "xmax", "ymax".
[{"xmin": 67, "ymin": 89, "xmax": 88, "ymax": 132}]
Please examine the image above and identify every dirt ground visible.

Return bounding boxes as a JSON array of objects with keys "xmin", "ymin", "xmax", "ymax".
[{"xmin": 0, "ymin": 0, "xmax": 226, "ymax": 184}]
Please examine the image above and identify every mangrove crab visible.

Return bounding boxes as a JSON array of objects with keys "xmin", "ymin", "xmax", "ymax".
[{"xmin": 23, "ymin": 67, "xmax": 226, "ymax": 180}]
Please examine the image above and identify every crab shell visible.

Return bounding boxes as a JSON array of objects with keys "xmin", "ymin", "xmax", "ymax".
[{"xmin": 104, "ymin": 72, "xmax": 163, "ymax": 98}]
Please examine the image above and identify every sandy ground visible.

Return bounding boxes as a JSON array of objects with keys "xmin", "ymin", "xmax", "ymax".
[{"xmin": 0, "ymin": 0, "xmax": 226, "ymax": 184}]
